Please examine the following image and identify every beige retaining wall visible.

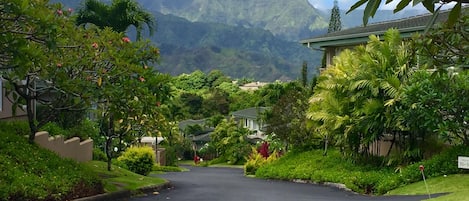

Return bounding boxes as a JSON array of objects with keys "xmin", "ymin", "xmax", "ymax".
[{"xmin": 34, "ymin": 131, "xmax": 93, "ymax": 162}]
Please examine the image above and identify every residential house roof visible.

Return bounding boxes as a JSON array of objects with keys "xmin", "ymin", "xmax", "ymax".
[
  {"xmin": 178, "ymin": 119, "xmax": 207, "ymax": 131},
  {"xmin": 300, "ymin": 9, "xmax": 452, "ymax": 49},
  {"xmin": 191, "ymin": 133, "xmax": 211, "ymax": 142},
  {"xmin": 231, "ymin": 107, "xmax": 269, "ymax": 119}
]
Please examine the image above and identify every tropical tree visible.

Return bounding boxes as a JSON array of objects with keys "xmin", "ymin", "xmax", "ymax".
[
  {"xmin": 321, "ymin": 0, "xmax": 342, "ymax": 68},
  {"xmin": 308, "ymin": 29, "xmax": 416, "ymax": 158},
  {"xmin": 264, "ymin": 81, "xmax": 312, "ymax": 151},
  {"xmin": 76, "ymin": 0, "xmax": 155, "ymax": 40},
  {"xmin": 0, "ymin": 1, "xmax": 101, "ymax": 142},
  {"xmin": 209, "ymin": 118, "xmax": 251, "ymax": 164}
]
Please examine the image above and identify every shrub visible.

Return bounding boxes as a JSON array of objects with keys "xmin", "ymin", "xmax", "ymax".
[
  {"xmin": 0, "ymin": 120, "xmax": 29, "ymax": 136},
  {"xmin": 117, "ymin": 146, "xmax": 155, "ymax": 176},
  {"xmin": 244, "ymin": 148, "xmax": 278, "ymax": 175},
  {"xmin": 153, "ymin": 165, "xmax": 185, "ymax": 172},
  {"xmin": 41, "ymin": 121, "xmax": 69, "ymax": 136},
  {"xmin": 93, "ymin": 149, "xmax": 107, "ymax": 162}
]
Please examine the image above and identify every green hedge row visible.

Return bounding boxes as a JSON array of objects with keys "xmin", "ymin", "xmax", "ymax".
[{"xmin": 255, "ymin": 147, "xmax": 469, "ymax": 195}]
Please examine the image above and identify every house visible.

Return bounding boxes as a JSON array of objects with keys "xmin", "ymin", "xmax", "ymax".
[
  {"xmin": 239, "ymin": 82, "xmax": 268, "ymax": 91},
  {"xmin": 178, "ymin": 119, "xmax": 214, "ymax": 150},
  {"xmin": 0, "ymin": 78, "xmax": 28, "ymax": 120},
  {"xmin": 231, "ymin": 107, "xmax": 269, "ymax": 141},
  {"xmin": 300, "ymin": 10, "xmax": 451, "ymax": 68}
]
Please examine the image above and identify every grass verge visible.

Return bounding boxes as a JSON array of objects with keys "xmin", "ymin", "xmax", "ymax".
[
  {"xmin": 84, "ymin": 161, "xmax": 167, "ymax": 193},
  {"xmin": 387, "ymin": 174, "xmax": 469, "ymax": 201}
]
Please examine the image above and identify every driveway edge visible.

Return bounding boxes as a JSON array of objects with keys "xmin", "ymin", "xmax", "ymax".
[{"xmin": 72, "ymin": 181, "xmax": 172, "ymax": 201}]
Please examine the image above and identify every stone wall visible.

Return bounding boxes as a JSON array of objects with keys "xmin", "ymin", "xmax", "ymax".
[{"xmin": 34, "ymin": 131, "xmax": 93, "ymax": 162}]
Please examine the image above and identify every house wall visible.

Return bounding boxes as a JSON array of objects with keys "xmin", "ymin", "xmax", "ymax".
[
  {"xmin": 0, "ymin": 80, "xmax": 27, "ymax": 120},
  {"xmin": 34, "ymin": 131, "xmax": 93, "ymax": 162}
]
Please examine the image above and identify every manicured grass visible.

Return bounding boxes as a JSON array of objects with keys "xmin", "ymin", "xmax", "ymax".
[
  {"xmin": 387, "ymin": 174, "xmax": 469, "ymax": 201},
  {"xmin": 84, "ymin": 161, "xmax": 167, "ymax": 192}
]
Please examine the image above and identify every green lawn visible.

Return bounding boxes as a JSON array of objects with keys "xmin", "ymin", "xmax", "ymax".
[
  {"xmin": 387, "ymin": 174, "xmax": 469, "ymax": 201},
  {"xmin": 84, "ymin": 161, "xmax": 167, "ymax": 192}
]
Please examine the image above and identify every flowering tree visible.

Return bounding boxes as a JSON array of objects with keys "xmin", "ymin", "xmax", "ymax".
[{"xmin": 0, "ymin": 1, "xmax": 100, "ymax": 142}]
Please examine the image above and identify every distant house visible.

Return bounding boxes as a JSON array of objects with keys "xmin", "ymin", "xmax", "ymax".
[
  {"xmin": 300, "ymin": 10, "xmax": 451, "ymax": 69},
  {"xmin": 0, "ymin": 78, "xmax": 28, "ymax": 120},
  {"xmin": 239, "ymin": 82, "xmax": 268, "ymax": 91},
  {"xmin": 231, "ymin": 107, "xmax": 269, "ymax": 141},
  {"xmin": 178, "ymin": 119, "xmax": 214, "ymax": 150}
]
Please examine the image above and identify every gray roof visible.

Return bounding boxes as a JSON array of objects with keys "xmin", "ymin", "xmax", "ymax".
[
  {"xmin": 178, "ymin": 119, "xmax": 207, "ymax": 130},
  {"xmin": 231, "ymin": 107, "xmax": 269, "ymax": 119},
  {"xmin": 191, "ymin": 133, "xmax": 211, "ymax": 142},
  {"xmin": 300, "ymin": 9, "xmax": 452, "ymax": 49}
]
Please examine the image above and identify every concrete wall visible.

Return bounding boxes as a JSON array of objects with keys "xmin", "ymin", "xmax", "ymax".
[
  {"xmin": 0, "ymin": 80, "xmax": 27, "ymax": 120},
  {"xmin": 34, "ymin": 131, "xmax": 93, "ymax": 162}
]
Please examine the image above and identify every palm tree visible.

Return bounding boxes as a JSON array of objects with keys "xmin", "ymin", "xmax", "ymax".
[
  {"xmin": 307, "ymin": 29, "xmax": 415, "ymax": 157},
  {"xmin": 76, "ymin": 0, "xmax": 155, "ymax": 40}
]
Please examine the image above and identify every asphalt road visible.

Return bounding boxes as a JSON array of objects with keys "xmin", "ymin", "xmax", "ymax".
[{"xmin": 131, "ymin": 166, "xmax": 439, "ymax": 201}]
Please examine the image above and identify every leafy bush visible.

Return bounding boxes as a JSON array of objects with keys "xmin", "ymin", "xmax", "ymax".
[
  {"xmin": 117, "ymin": 146, "xmax": 155, "ymax": 176},
  {"xmin": 244, "ymin": 148, "xmax": 278, "ymax": 175},
  {"xmin": 0, "ymin": 131, "xmax": 103, "ymax": 200},
  {"xmin": 41, "ymin": 121, "xmax": 69, "ymax": 136},
  {"xmin": 0, "ymin": 120, "xmax": 30, "ymax": 136},
  {"xmin": 93, "ymin": 149, "xmax": 107, "ymax": 162}
]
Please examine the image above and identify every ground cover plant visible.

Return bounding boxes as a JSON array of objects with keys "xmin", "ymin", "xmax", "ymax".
[
  {"xmin": 84, "ymin": 161, "xmax": 167, "ymax": 193},
  {"xmin": 0, "ymin": 131, "xmax": 103, "ymax": 201},
  {"xmin": 255, "ymin": 147, "xmax": 469, "ymax": 195}
]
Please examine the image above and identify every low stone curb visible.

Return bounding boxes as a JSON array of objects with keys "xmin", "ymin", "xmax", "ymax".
[
  {"xmin": 73, "ymin": 181, "xmax": 172, "ymax": 201},
  {"xmin": 291, "ymin": 179, "xmax": 355, "ymax": 193}
]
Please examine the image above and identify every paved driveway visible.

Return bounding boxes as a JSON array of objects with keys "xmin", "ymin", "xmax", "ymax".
[{"xmin": 131, "ymin": 166, "xmax": 438, "ymax": 201}]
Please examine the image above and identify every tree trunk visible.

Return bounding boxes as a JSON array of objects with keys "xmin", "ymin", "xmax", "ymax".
[
  {"xmin": 323, "ymin": 137, "xmax": 328, "ymax": 156},
  {"xmin": 105, "ymin": 136, "xmax": 113, "ymax": 171},
  {"xmin": 26, "ymin": 97, "xmax": 37, "ymax": 144},
  {"xmin": 106, "ymin": 113, "xmax": 115, "ymax": 171}
]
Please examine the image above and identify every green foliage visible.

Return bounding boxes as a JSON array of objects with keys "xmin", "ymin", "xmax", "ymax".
[
  {"xmin": 41, "ymin": 121, "xmax": 69, "ymax": 136},
  {"xmin": 244, "ymin": 148, "xmax": 278, "ymax": 175},
  {"xmin": 0, "ymin": 130, "xmax": 102, "ymax": 200},
  {"xmin": 327, "ymin": 0, "xmax": 342, "ymax": 33},
  {"xmin": 401, "ymin": 70, "xmax": 469, "ymax": 146},
  {"xmin": 265, "ymin": 81, "xmax": 313, "ymax": 149},
  {"xmin": 117, "ymin": 146, "xmax": 155, "ymax": 176},
  {"xmin": 256, "ymin": 146, "xmax": 469, "ymax": 195},
  {"xmin": 209, "ymin": 118, "xmax": 252, "ymax": 164},
  {"xmin": 93, "ymin": 149, "xmax": 108, "ymax": 162},
  {"xmin": 161, "ymin": 145, "xmax": 178, "ymax": 167},
  {"xmin": 308, "ymin": 29, "xmax": 415, "ymax": 158},
  {"xmin": 0, "ymin": 121, "xmax": 30, "ymax": 136},
  {"xmin": 76, "ymin": 0, "xmax": 154, "ymax": 40},
  {"xmin": 153, "ymin": 165, "xmax": 185, "ymax": 172},
  {"xmin": 144, "ymin": 0, "xmax": 327, "ymax": 41}
]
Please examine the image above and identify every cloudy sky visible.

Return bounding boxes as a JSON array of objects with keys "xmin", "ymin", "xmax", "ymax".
[{"xmin": 308, "ymin": 0, "xmax": 455, "ymax": 11}]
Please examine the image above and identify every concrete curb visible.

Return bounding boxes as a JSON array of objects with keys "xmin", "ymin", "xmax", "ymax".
[{"xmin": 73, "ymin": 181, "xmax": 172, "ymax": 201}]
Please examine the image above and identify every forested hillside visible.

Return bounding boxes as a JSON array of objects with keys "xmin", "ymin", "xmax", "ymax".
[
  {"xmin": 139, "ymin": 0, "xmax": 328, "ymax": 41},
  {"xmin": 52, "ymin": 0, "xmax": 427, "ymax": 81},
  {"xmin": 147, "ymin": 12, "xmax": 319, "ymax": 81}
]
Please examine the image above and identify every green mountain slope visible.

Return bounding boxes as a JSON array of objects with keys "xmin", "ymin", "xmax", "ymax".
[
  {"xmin": 149, "ymin": 12, "xmax": 321, "ymax": 81},
  {"xmin": 139, "ymin": 0, "xmax": 328, "ymax": 41}
]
